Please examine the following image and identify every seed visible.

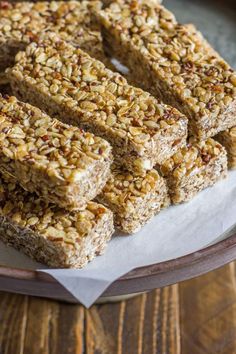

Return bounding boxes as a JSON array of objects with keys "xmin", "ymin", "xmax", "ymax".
[
  {"xmin": 11, "ymin": 13, "xmax": 22, "ymax": 21},
  {"xmin": 223, "ymin": 96, "xmax": 233, "ymax": 105},
  {"xmin": 230, "ymin": 74, "xmax": 236, "ymax": 87},
  {"xmin": 80, "ymin": 101, "xmax": 97, "ymax": 111},
  {"xmin": 129, "ymin": 126, "xmax": 142, "ymax": 136},
  {"xmin": 106, "ymin": 114, "xmax": 117, "ymax": 126},
  {"xmin": 27, "ymin": 217, "xmax": 39, "ymax": 226},
  {"xmin": 50, "ymin": 84, "xmax": 59, "ymax": 94},
  {"xmin": 144, "ymin": 120, "xmax": 158, "ymax": 128},
  {"xmin": 230, "ymin": 128, "xmax": 236, "ymax": 138},
  {"xmin": 3, "ymin": 24, "xmax": 11, "ymax": 32},
  {"xmin": 35, "ymin": 53, "xmax": 47, "ymax": 64}
]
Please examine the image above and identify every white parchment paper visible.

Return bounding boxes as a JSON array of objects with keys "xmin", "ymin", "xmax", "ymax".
[{"xmin": 1, "ymin": 171, "xmax": 236, "ymax": 307}]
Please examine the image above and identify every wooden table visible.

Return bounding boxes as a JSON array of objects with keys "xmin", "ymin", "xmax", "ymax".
[{"xmin": 0, "ymin": 263, "xmax": 236, "ymax": 354}]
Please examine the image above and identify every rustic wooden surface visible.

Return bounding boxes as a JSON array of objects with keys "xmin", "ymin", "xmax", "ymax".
[{"xmin": 0, "ymin": 264, "xmax": 235, "ymax": 353}]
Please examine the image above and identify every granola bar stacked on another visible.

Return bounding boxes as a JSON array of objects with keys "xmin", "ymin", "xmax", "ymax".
[
  {"xmin": 0, "ymin": 0, "xmax": 232, "ymax": 266},
  {"xmin": 98, "ymin": 0, "xmax": 236, "ymax": 140},
  {"xmin": 97, "ymin": 0, "xmax": 228, "ymax": 202},
  {"xmin": 0, "ymin": 94, "xmax": 114, "ymax": 266},
  {"xmin": 0, "ymin": 95, "xmax": 113, "ymax": 210},
  {"xmin": 7, "ymin": 34, "xmax": 188, "ymax": 173},
  {"xmin": 7, "ymin": 34, "xmax": 184, "ymax": 232},
  {"xmin": 0, "ymin": 174, "xmax": 114, "ymax": 268},
  {"xmin": 0, "ymin": 0, "xmax": 112, "ymax": 83},
  {"xmin": 97, "ymin": 165, "xmax": 170, "ymax": 233},
  {"xmin": 157, "ymin": 139, "xmax": 227, "ymax": 204}
]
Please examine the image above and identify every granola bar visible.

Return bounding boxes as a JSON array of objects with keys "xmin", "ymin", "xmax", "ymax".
[
  {"xmin": 215, "ymin": 128, "xmax": 236, "ymax": 169},
  {"xmin": 98, "ymin": 0, "xmax": 236, "ymax": 140},
  {"xmin": 8, "ymin": 35, "xmax": 188, "ymax": 173},
  {"xmin": 158, "ymin": 138, "xmax": 227, "ymax": 204},
  {"xmin": 0, "ymin": 95, "xmax": 112, "ymax": 210},
  {"xmin": 0, "ymin": 0, "xmax": 112, "ymax": 72},
  {"xmin": 0, "ymin": 175, "xmax": 114, "ymax": 268},
  {"xmin": 97, "ymin": 165, "xmax": 169, "ymax": 233}
]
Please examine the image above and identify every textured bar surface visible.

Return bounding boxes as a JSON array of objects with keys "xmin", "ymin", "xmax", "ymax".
[
  {"xmin": 8, "ymin": 35, "xmax": 188, "ymax": 173},
  {"xmin": 97, "ymin": 165, "xmax": 169, "ymax": 233},
  {"xmin": 0, "ymin": 0, "xmax": 112, "ymax": 77},
  {"xmin": 0, "ymin": 175, "xmax": 114, "ymax": 268},
  {"xmin": 216, "ymin": 128, "xmax": 236, "ymax": 169},
  {"xmin": 101, "ymin": 0, "xmax": 162, "ymax": 7},
  {"xmin": 98, "ymin": 0, "xmax": 236, "ymax": 140},
  {"xmin": 158, "ymin": 138, "xmax": 227, "ymax": 204},
  {"xmin": 0, "ymin": 95, "xmax": 112, "ymax": 210}
]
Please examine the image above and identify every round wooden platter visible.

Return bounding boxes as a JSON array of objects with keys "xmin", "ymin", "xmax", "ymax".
[
  {"xmin": 1, "ymin": 233, "xmax": 236, "ymax": 303},
  {"xmin": 0, "ymin": 0, "xmax": 236, "ymax": 304}
]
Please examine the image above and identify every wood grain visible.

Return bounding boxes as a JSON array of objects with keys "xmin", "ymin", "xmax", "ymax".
[
  {"xmin": 0, "ymin": 293, "xmax": 28, "ymax": 354},
  {"xmin": 2, "ymin": 264, "xmax": 236, "ymax": 354},
  {"xmin": 85, "ymin": 285, "xmax": 180, "ymax": 354},
  {"xmin": 0, "ymin": 285, "xmax": 180, "ymax": 354},
  {"xmin": 180, "ymin": 263, "xmax": 236, "ymax": 354}
]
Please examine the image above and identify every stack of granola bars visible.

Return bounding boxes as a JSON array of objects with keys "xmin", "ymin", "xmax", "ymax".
[{"xmin": 0, "ymin": 0, "xmax": 234, "ymax": 268}]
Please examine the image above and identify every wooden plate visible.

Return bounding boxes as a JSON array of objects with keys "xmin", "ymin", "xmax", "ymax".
[{"xmin": 0, "ymin": 0, "xmax": 236, "ymax": 303}]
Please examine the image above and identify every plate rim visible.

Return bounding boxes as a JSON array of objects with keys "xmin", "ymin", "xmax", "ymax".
[{"xmin": 0, "ymin": 232, "xmax": 236, "ymax": 301}]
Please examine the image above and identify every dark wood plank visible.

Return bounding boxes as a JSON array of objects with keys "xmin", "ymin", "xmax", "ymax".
[
  {"xmin": 2, "ymin": 264, "xmax": 236, "ymax": 354},
  {"xmin": 180, "ymin": 263, "xmax": 236, "ymax": 354},
  {"xmin": 0, "ymin": 292, "xmax": 84, "ymax": 354},
  {"xmin": 23, "ymin": 298, "xmax": 84, "ymax": 354},
  {"xmin": 49, "ymin": 302, "xmax": 84, "ymax": 354},
  {"xmin": 85, "ymin": 285, "xmax": 180, "ymax": 354},
  {"xmin": 23, "ymin": 298, "xmax": 59, "ymax": 354},
  {"xmin": 0, "ymin": 293, "xmax": 28, "ymax": 354}
]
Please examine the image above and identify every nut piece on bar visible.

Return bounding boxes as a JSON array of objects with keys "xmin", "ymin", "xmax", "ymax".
[
  {"xmin": 8, "ymin": 35, "xmax": 188, "ymax": 173},
  {"xmin": 0, "ymin": 0, "xmax": 111, "ymax": 76},
  {"xmin": 98, "ymin": 0, "xmax": 236, "ymax": 140},
  {"xmin": 0, "ymin": 176, "xmax": 114, "ymax": 268},
  {"xmin": 215, "ymin": 128, "xmax": 236, "ymax": 169},
  {"xmin": 158, "ymin": 138, "xmax": 227, "ymax": 204},
  {"xmin": 97, "ymin": 165, "xmax": 170, "ymax": 233},
  {"xmin": 0, "ymin": 95, "xmax": 112, "ymax": 210}
]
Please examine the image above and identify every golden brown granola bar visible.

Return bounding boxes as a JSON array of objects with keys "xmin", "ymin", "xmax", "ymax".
[
  {"xmin": 97, "ymin": 165, "xmax": 169, "ymax": 233},
  {"xmin": 215, "ymin": 128, "xmax": 236, "ymax": 169},
  {"xmin": 158, "ymin": 138, "xmax": 227, "ymax": 204},
  {"xmin": 98, "ymin": 0, "xmax": 236, "ymax": 140},
  {"xmin": 0, "ymin": 95, "xmax": 112, "ymax": 210},
  {"xmin": 0, "ymin": 0, "xmax": 112, "ymax": 72},
  {"xmin": 8, "ymin": 34, "xmax": 188, "ymax": 173},
  {"xmin": 0, "ymin": 175, "xmax": 114, "ymax": 268}
]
